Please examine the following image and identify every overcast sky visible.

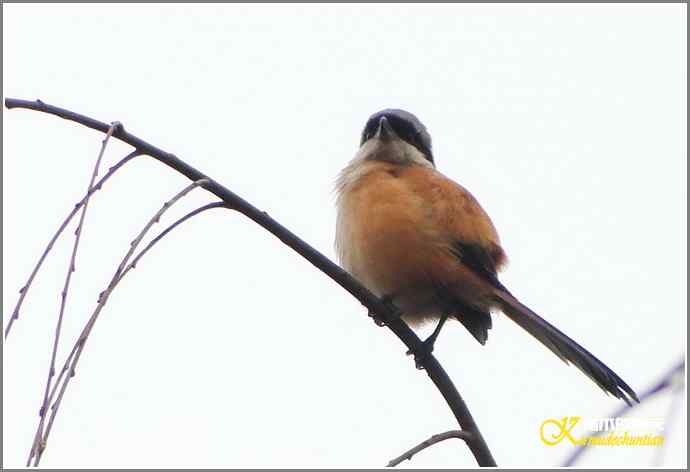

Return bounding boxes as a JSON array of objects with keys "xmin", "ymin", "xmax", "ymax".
[{"xmin": 3, "ymin": 3, "xmax": 686, "ymax": 468}]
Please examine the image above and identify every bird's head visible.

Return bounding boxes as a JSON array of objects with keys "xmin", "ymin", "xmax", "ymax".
[{"xmin": 359, "ymin": 109, "xmax": 434, "ymax": 166}]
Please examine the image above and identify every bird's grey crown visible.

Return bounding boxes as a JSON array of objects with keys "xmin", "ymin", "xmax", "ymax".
[{"xmin": 360, "ymin": 109, "xmax": 434, "ymax": 164}]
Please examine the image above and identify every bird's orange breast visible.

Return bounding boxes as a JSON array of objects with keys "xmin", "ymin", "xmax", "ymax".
[
  {"xmin": 337, "ymin": 163, "xmax": 441, "ymax": 296},
  {"xmin": 336, "ymin": 160, "xmax": 506, "ymax": 323}
]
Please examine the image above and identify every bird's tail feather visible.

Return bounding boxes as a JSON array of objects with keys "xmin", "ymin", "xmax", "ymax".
[{"xmin": 493, "ymin": 290, "xmax": 639, "ymax": 405}]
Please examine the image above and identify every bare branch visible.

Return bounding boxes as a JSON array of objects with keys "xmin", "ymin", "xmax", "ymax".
[
  {"xmin": 5, "ymin": 98, "xmax": 496, "ymax": 467},
  {"xmin": 27, "ymin": 122, "xmax": 121, "ymax": 466},
  {"xmin": 125, "ymin": 201, "xmax": 227, "ymax": 273},
  {"xmin": 5, "ymin": 149, "xmax": 140, "ymax": 339},
  {"xmin": 38, "ymin": 202, "xmax": 227, "ymax": 423},
  {"xmin": 562, "ymin": 359, "xmax": 685, "ymax": 467},
  {"xmin": 387, "ymin": 430, "xmax": 471, "ymax": 467},
  {"xmin": 33, "ymin": 179, "xmax": 210, "ymax": 466},
  {"xmin": 652, "ymin": 370, "xmax": 685, "ymax": 466}
]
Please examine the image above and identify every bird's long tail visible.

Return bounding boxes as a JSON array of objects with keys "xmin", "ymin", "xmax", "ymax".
[{"xmin": 493, "ymin": 290, "xmax": 639, "ymax": 405}]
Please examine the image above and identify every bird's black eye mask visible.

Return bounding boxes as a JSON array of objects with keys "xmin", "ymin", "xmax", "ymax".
[{"xmin": 360, "ymin": 109, "xmax": 434, "ymax": 164}]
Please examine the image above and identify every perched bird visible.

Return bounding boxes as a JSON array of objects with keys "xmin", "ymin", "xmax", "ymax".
[{"xmin": 335, "ymin": 109, "xmax": 638, "ymax": 405}]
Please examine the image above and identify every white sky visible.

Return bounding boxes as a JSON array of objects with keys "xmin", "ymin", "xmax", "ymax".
[{"xmin": 3, "ymin": 3, "xmax": 687, "ymax": 468}]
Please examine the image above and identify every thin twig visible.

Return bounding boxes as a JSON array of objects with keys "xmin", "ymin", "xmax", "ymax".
[
  {"xmin": 33, "ymin": 179, "xmax": 210, "ymax": 466},
  {"xmin": 27, "ymin": 122, "xmax": 121, "ymax": 466},
  {"xmin": 6, "ymin": 98, "xmax": 496, "ymax": 466},
  {"xmin": 39, "ymin": 202, "xmax": 227, "ymax": 421},
  {"xmin": 387, "ymin": 430, "xmax": 471, "ymax": 467},
  {"xmin": 5, "ymin": 149, "xmax": 140, "ymax": 339},
  {"xmin": 652, "ymin": 371, "xmax": 685, "ymax": 466},
  {"xmin": 125, "ymin": 201, "xmax": 227, "ymax": 273},
  {"xmin": 562, "ymin": 359, "xmax": 685, "ymax": 467}
]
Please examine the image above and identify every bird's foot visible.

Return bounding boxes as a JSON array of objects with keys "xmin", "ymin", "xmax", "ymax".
[
  {"xmin": 405, "ymin": 314, "xmax": 448, "ymax": 370},
  {"xmin": 368, "ymin": 294, "xmax": 398, "ymax": 327},
  {"xmin": 406, "ymin": 337, "xmax": 436, "ymax": 370}
]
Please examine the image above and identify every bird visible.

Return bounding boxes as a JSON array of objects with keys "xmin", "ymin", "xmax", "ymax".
[{"xmin": 335, "ymin": 108, "xmax": 639, "ymax": 405}]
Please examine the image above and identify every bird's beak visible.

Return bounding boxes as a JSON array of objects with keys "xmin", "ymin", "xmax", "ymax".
[{"xmin": 375, "ymin": 116, "xmax": 397, "ymax": 141}]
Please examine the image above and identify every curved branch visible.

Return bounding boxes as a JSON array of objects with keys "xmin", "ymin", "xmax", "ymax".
[
  {"xmin": 125, "ymin": 201, "xmax": 227, "ymax": 275},
  {"xmin": 5, "ymin": 149, "xmax": 140, "ymax": 339},
  {"xmin": 562, "ymin": 359, "xmax": 685, "ymax": 467},
  {"xmin": 652, "ymin": 372, "xmax": 684, "ymax": 466},
  {"xmin": 5, "ymin": 98, "xmax": 496, "ymax": 467},
  {"xmin": 30, "ymin": 202, "xmax": 227, "ymax": 465},
  {"xmin": 28, "ymin": 122, "xmax": 121, "ymax": 466},
  {"xmin": 387, "ymin": 430, "xmax": 471, "ymax": 467},
  {"xmin": 40, "ymin": 203, "xmax": 227, "ymax": 415},
  {"xmin": 34, "ymin": 180, "xmax": 210, "ymax": 466}
]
